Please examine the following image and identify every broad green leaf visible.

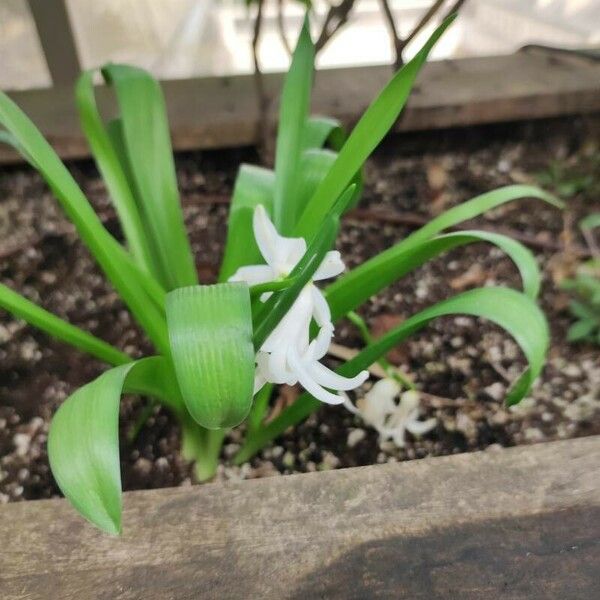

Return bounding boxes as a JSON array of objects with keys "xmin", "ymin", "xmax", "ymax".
[
  {"xmin": 273, "ymin": 18, "xmax": 315, "ymax": 234},
  {"xmin": 75, "ymin": 71, "xmax": 155, "ymax": 277},
  {"xmin": 166, "ymin": 283, "xmax": 255, "ymax": 429},
  {"xmin": 0, "ymin": 90, "xmax": 169, "ymax": 354},
  {"xmin": 295, "ymin": 15, "xmax": 456, "ymax": 238},
  {"xmin": 48, "ymin": 357, "xmax": 182, "ymax": 534},
  {"xmin": 302, "ymin": 116, "xmax": 346, "ymax": 152},
  {"xmin": 235, "ymin": 287, "xmax": 549, "ymax": 462},
  {"xmin": 102, "ymin": 64, "xmax": 197, "ymax": 291},
  {"xmin": 219, "ymin": 164, "xmax": 275, "ymax": 282},
  {"xmin": 326, "ymin": 229, "xmax": 541, "ymax": 320},
  {"xmin": 0, "ymin": 282, "xmax": 129, "ymax": 366}
]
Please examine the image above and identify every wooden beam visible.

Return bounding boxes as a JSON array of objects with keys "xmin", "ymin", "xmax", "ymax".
[
  {"xmin": 0, "ymin": 437, "xmax": 598, "ymax": 598},
  {"xmin": 27, "ymin": 0, "xmax": 81, "ymax": 86},
  {"xmin": 2, "ymin": 48, "xmax": 600, "ymax": 164}
]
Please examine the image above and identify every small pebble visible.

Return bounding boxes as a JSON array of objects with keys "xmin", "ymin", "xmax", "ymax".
[{"xmin": 347, "ymin": 429, "xmax": 366, "ymax": 448}]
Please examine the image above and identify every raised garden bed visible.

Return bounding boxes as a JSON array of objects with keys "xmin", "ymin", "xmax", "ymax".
[
  {"xmin": 0, "ymin": 436, "xmax": 598, "ymax": 598},
  {"xmin": 0, "ymin": 51, "xmax": 599, "ymax": 597},
  {"xmin": 2, "ymin": 47, "xmax": 600, "ymax": 163}
]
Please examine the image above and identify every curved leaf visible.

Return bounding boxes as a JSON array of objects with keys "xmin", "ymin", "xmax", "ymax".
[
  {"xmin": 0, "ymin": 90, "xmax": 169, "ymax": 353},
  {"xmin": 166, "ymin": 283, "xmax": 255, "ymax": 429},
  {"xmin": 102, "ymin": 64, "xmax": 197, "ymax": 291},
  {"xmin": 326, "ymin": 229, "xmax": 541, "ymax": 320},
  {"xmin": 235, "ymin": 287, "xmax": 549, "ymax": 462},
  {"xmin": 75, "ymin": 71, "xmax": 155, "ymax": 277},
  {"xmin": 402, "ymin": 185, "xmax": 563, "ymax": 249},
  {"xmin": 48, "ymin": 357, "xmax": 182, "ymax": 534},
  {"xmin": 302, "ymin": 116, "xmax": 346, "ymax": 152}
]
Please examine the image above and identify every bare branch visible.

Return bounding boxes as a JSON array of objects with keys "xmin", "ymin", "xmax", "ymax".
[
  {"xmin": 401, "ymin": 0, "xmax": 445, "ymax": 50},
  {"xmin": 378, "ymin": 0, "xmax": 403, "ymax": 69},
  {"xmin": 251, "ymin": 0, "xmax": 271, "ymax": 157},
  {"xmin": 442, "ymin": 0, "xmax": 468, "ymax": 20},
  {"xmin": 251, "ymin": 0, "xmax": 264, "ymax": 76},
  {"xmin": 380, "ymin": 0, "xmax": 468, "ymax": 70},
  {"xmin": 276, "ymin": 0, "xmax": 292, "ymax": 57},
  {"xmin": 315, "ymin": 0, "xmax": 356, "ymax": 53}
]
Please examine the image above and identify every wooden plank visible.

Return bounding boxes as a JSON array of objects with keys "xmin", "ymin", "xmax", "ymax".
[
  {"xmin": 0, "ymin": 437, "xmax": 598, "ymax": 599},
  {"xmin": 27, "ymin": 0, "xmax": 81, "ymax": 86},
  {"xmin": 2, "ymin": 49, "xmax": 599, "ymax": 163}
]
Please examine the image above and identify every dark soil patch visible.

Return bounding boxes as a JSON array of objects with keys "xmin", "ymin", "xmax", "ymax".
[{"xmin": 0, "ymin": 116, "xmax": 598, "ymax": 501}]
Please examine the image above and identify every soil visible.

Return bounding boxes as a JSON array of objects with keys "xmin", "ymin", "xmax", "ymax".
[{"xmin": 0, "ymin": 116, "xmax": 599, "ymax": 503}]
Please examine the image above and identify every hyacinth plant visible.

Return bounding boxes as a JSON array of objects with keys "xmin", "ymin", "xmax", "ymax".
[{"xmin": 0, "ymin": 15, "xmax": 562, "ymax": 534}]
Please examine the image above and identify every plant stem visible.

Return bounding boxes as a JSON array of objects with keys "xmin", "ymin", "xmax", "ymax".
[
  {"xmin": 194, "ymin": 429, "xmax": 226, "ymax": 482},
  {"xmin": 247, "ymin": 383, "xmax": 274, "ymax": 434},
  {"xmin": 181, "ymin": 417, "xmax": 226, "ymax": 482}
]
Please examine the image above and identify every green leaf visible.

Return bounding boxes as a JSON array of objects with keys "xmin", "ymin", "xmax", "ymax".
[
  {"xmin": 166, "ymin": 283, "xmax": 255, "ymax": 429},
  {"xmin": 569, "ymin": 300, "xmax": 596, "ymax": 320},
  {"xmin": 326, "ymin": 229, "xmax": 541, "ymax": 320},
  {"xmin": 400, "ymin": 185, "xmax": 563, "ymax": 249},
  {"xmin": 219, "ymin": 164, "xmax": 275, "ymax": 282},
  {"xmin": 48, "ymin": 357, "xmax": 182, "ymax": 534},
  {"xmin": 580, "ymin": 213, "xmax": 600, "ymax": 231},
  {"xmin": 272, "ymin": 18, "xmax": 315, "ymax": 234},
  {"xmin": 235, "ymin": 287, "xmax": 549, "ymax": 462},
  {"xmin": 0, "ymin": 90, "xmax": 169, "ymax": 354},
  {"xmin": 302, "ymin": 116, "xmax": 346, "ymax": 152},
  {"xmin": 102, "ymin": 64, "xmax": 197, "ymax": 291},
  {"xmin": 75, "ymin": 71, "xmax": 156, "ymax": 277},
  {"xmin": 295, "ymin": 15, "xmax": 456, "ymax": 238},
  {"xmin": 0, "ymin": 282, "xmax": 129, "ymax": 366},
  {"xmin": 567, "ymin": 319, "xmax": 596, "ymax": 341},
  {"xmin": 296, "ymin": 149, "xmax": 362, "ymax": 222}
]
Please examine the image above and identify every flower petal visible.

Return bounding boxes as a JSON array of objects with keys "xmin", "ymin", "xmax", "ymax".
[
  {"xmin": 311, "ymin": 286, "xmax": 331, "ymax": 327},
  {"xmin": 287, "ymin": 346, "xmax": 345, "ymax": 405},
  {"xmin": 307, "ymin": 361, "xmax": 369, "ymax": 391},
  {"xmin": 268, "ymin": 351, "xmax": 296, "ymax": 385},
  {"xmin": 253, "ymin": 205, "xmax": 306, "ymax": 275},
  {"xmin": 261, "ymin": 286, "xmax": 313, "ymax": 353},
  {"xmin": 405, "ymin": 418, "xmax": 437, "ymax": 437},
  {"xmin": 229, "ymin": 264, "xmax": 275, "ymax": 285},
  {"xmin": 253, "ymin": 370, "xmax": 267, "ymax": 394},
  {"xmin": 307, "ymin": 323, "xmax": 334, "ymax": 361},
  {"xmin": 313, "ymin": 250, "xmax": 345, "ymax": 281},
  {"xmin": 253, "ymin": 205, "xmax": 281, "ymax": 268}
]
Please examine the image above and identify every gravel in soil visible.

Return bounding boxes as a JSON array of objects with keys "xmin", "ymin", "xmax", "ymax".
[{"xmin": 0, "ymin": 117, "xmax": 599, "ymax": 501}]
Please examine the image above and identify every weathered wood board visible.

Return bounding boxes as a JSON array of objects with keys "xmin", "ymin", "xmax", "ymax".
[
  {"xmin": 2, "ymin": 48, "xmax": 600, "ymax": 164},
  {"xmin": 0, "ymin": 436, "xmax": 598, "ymax": 599}
]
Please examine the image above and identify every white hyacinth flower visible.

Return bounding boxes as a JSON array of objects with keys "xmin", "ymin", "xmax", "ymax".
[
  {"xmin": 229, "ymin": 205, "xmax": 368, "ymax": 404},
  {"xmin": 344, "ymin": 378, "xmax": 437, "ymax": 447}
]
